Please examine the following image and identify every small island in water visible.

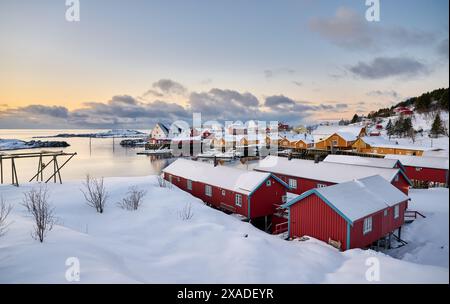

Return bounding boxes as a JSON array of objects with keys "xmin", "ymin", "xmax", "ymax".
[{"xmin": 0, "ymin": 139, "xmax": 70, "ymax": 151}]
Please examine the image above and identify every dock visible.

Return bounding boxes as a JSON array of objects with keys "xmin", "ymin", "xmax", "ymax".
[{"xmin": 0, "ymin": 150, "xmax": 77, "ymax": 187}]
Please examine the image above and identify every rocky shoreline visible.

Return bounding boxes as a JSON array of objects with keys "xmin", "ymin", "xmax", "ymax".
[{"xmin": 0, "ymin": 139, "xmax": 70, "ymax": 151}]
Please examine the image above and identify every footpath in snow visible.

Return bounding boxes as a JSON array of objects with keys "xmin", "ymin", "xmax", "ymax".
[{"xmin": 0, "ymin": 176, "xmax": 448, "ymax": 283}]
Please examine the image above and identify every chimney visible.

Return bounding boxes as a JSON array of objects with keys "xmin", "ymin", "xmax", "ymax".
[
  {"xmin": 314, "ymin": 154, "xmax": 320, "ymax": 164},
  {"xmin": 288, "ymin": 153, "xmax": 293, "ymax": 161}
]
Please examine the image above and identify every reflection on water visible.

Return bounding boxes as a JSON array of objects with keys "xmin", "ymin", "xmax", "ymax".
[{"xmin": 0, "ymin": 129, "xmax": 175, "ymax": 183}]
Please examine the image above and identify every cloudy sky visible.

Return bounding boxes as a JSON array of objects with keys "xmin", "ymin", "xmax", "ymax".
[{"xmin": 0, "ymin": 0, "xmax": 448, "ymax": 129}]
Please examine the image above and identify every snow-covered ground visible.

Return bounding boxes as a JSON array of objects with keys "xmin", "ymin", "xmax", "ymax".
[
  {"xmin": 0, "ymin": 139, "xmax": 29, "ymax": 151},
  {"xmin": 0, "ymin": 176, "xmax": 448, "ymax": 284},
  {"xmin": 390, "ymin": 189, "xmax": 449, "ymax": 268},
  {"xmin": 375, "ymin": 111, "xmax": 449, "ymax": 151}
]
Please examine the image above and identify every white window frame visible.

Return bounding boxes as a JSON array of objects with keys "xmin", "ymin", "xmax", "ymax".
[
  {"xmin": 235, "ymin": 194, "xmax": 243, "ymax": 207},
  {"xmin": 394, "ymin": 205, "xmax": 400, "ymax": 219},
  {"xmin": 384, "ymin": 209, "xmax": 388, "ymax": 217},
  {"xmin": 415, "ymin": 167, "xmax": 423, "ymax": 172},
  {"xmin": 363, "ymin": 217, "xmax": 373, "ymax": 235},
  {"xmin": 395, "ymin": 174, "xmax": 399, "ymax": 182},
  {"xmin": 222, "ymin": 189, "xmax": 226, "ymax": 196},
  {"xmin": 205, "ymin": 185, "xmax": 212, "ymax": 197},
  {"xmin": 289, "ymin": 178, "xmax": 297, "ymax": 189},
  {"xmin": 187, "ymin": 179, "xmax": 192, "ymax": 191},
  {"xmin": 332, "ymin": 140, "xmax": 338, "ymax": 146},
  {"xmin": 168, "ymin": 175, "xmax": 172, "ymax": 184},
  {"xmin": 266, "ymin": 180, "xmax": 271, "ymax": 187}
]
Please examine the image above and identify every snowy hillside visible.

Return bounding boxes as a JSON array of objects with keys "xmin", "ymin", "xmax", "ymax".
[
  {"xmin": 375, "ymin": 111, "xmax": 449, "ymax": 150},
  {"xmin": 0, "ymin": 176, "xmax": 448, "ymax": 283}
]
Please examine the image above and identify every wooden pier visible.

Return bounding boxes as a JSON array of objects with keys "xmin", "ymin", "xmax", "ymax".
[{"xmin": 0, "ymin": 151, "xmax": 77, "ymax": 187}]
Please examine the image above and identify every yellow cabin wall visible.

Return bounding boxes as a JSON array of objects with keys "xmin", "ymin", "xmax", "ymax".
[{"xmin": 315, "ymin": 134, "xmax": 353, "ymax": 150}]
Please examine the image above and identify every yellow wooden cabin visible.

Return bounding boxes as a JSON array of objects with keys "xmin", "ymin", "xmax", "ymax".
[
  {"xmin": 352, "ymin": 137, "xmax": 430, "ymax": 156},
  {"xmin": 315, "ymin": 132, "xmax": 357, "ymax": 150}
]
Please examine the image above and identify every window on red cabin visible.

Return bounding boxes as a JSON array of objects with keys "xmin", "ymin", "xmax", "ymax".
[
  {"xmin": 266, "ymin": 180, "xmax": 271, "ymax": 187},
  {"xmin": 235, "ymin": 194, "xmax": 242, "ymax": 207},
  {"xmin": 205, "ymin": 185, "xmax": 212, "ymax": 197},
  {"xmin": 363, "ymin": 217, "xmax": 373, "ymax": 235},
  {"xmin": 415, "ymin": 167, "xmax": 423, "ymax": 172},
  {"xmin": 317, "ymin": 183, "xmax": 327, "ymax": 188},
  {"xmin": 394, "ymin": 205, "xmax": 400, "ymax": 219},
  {"xmin": 395, "ymin": 174, "xmax": 399, "ymax": 182},
  {"xmin": 187, "ymin": 180, "xmax": 192, "ymax": 190},
  {"xmin": 221, "ymin": 190, "xmax": 226, "ymax": 196},
  {"xmin": 288, "ymin": 179, "xmax": 297, "ymax": 189}
]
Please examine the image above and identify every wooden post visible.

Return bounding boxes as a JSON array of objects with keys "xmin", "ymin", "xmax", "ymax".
[
  {"xmin": 0, "ymin": 156, "xmax": 3, "ymax": 184},
  {"xmin": 45, "ymin": 153, "xmax": 76, "ymax": 184},
  {"xmin": 53, "ymin": 156, "xmax": 57, "ymax": 183},
  {"xmin": 29, "ymin": 158, "xmax": 54, "ymax": 183},
  {"xmin": 11, "ymin": 158, "xmax": 18, "ymax": 187},
  {"xmin": 55, "ymin": 157, "xmax": 62, "ymax": 184},
  {"xmin": 398, "ymin": 227, "xmax": 402, "ymax": 240}
]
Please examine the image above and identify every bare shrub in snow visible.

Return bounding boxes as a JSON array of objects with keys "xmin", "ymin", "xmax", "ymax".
[
  {"xmin": 157, "ymin": 175, "xmax": 171, "ymax": 189},
  {"xmin": 22, "ymin": 186, "xmax": 55, "ymax": 243},
  {"xmin": 117, "ymin": 186, "xmax": 147, "ymax": 211},
  {"xmin": 0, "ymin": 197, "xmax": 13, "ymax": 237},
  {"xmin": 81, "ymin": 175, "xmax": 108, "ymax": 213},
  {"xmin": 178, "ymin": 202, "xmax": 194, "ymax": 220}
]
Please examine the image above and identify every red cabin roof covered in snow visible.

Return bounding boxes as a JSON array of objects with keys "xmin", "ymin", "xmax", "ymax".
[
  {"xmin": 283, "ymin": 175, "xmax": 410, "ymax": 250},
  {"xmin": 162, "ymin": 159, "xmax": 290, "ymax": 219},
  {"xmin": 255, "ymin": 156, "xmax": 412, "ymax": 195}
]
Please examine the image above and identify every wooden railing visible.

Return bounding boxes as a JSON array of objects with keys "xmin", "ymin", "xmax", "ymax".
[
  {"xmin": 405, "ymin": 211, "xmax": 426, "ymax": 221},
  {"xmin": 273, "ymin": 222, "xmax": 289, "ymax": 235}
]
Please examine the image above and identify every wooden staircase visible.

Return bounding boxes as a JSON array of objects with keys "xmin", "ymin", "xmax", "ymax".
[{"xmin": 404, "ymin": 211, "xmax": 426, "ymax": 224}]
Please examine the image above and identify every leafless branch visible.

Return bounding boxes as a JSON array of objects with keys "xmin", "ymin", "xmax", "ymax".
[
  {"xmin": 117, "ymin": 186, "xmax": 147, "ymax": 211},
  {"xmin": 178, "ymin": 202, "xmax": 194, "ymax": 221},
  {"xmin": 22, "ymin": 186, "xmax": 55, "ymax": 243},
  {"xmin": 81, "ymin": 175, "xmax": 108, "ymax": 213},
  {"xmin": 0, "ymin": 197, "xmax": 13, "ymax": 237}
]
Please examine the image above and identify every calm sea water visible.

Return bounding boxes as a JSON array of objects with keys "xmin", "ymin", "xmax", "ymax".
[{"xmin": 0, "ymin": 129, "xmax": 176, "ymax": 183}]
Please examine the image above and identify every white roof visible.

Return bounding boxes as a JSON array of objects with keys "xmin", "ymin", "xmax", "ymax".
[
  {"xmin": 311, "ymin": 175, "xmax": 409, "ymax": 222},
  {"xmin": 324, "ymin": 155, "xmax": 400, "ymax": 169},
  {"xmin": 358, "ymin": 136, "xmax": 392, "ymax": 146},
  {"xmin": 422, "ymin": 150, "xmax": 449, "ymax": 158},
  {"xmin": 163, "ymin": 159, "xmax": 273, "ymax": 195},
  {"xmin": 280, "ymin": 132, "xmax": 314, "ymax": 143},
  {"xmin": 255, "ymin": 156, "xmax": 401, "ymax": 184},
  {"xmin": 359, "ymin": 136, "xmax": 435, "ymax": 152},
  {"xmin": 385, "ymin": 155, "xmax": 449, "ymax": 170},
  {"xmin": 312, "ymin": 125, "xmax": 365, "ymax": 138},
  {"xmin": 334, "ymin": 132, "xmax": 357, "ymax": 142}
]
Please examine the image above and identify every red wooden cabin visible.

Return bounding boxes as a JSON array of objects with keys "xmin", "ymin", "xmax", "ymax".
[
  {"xmin": 283, "ymin": 175, "xmax": 410, "ymax": 251},
  {"xmin": 255, "ymin": 156, "xmax": 412, "ymax": 195},
  {"xmin": 162, "ymin": 159, "xmax": 290, "ymax": 220},
  {"xmin": 385, "ymin": 155, "xmax": 449, "ymax": 187}
]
